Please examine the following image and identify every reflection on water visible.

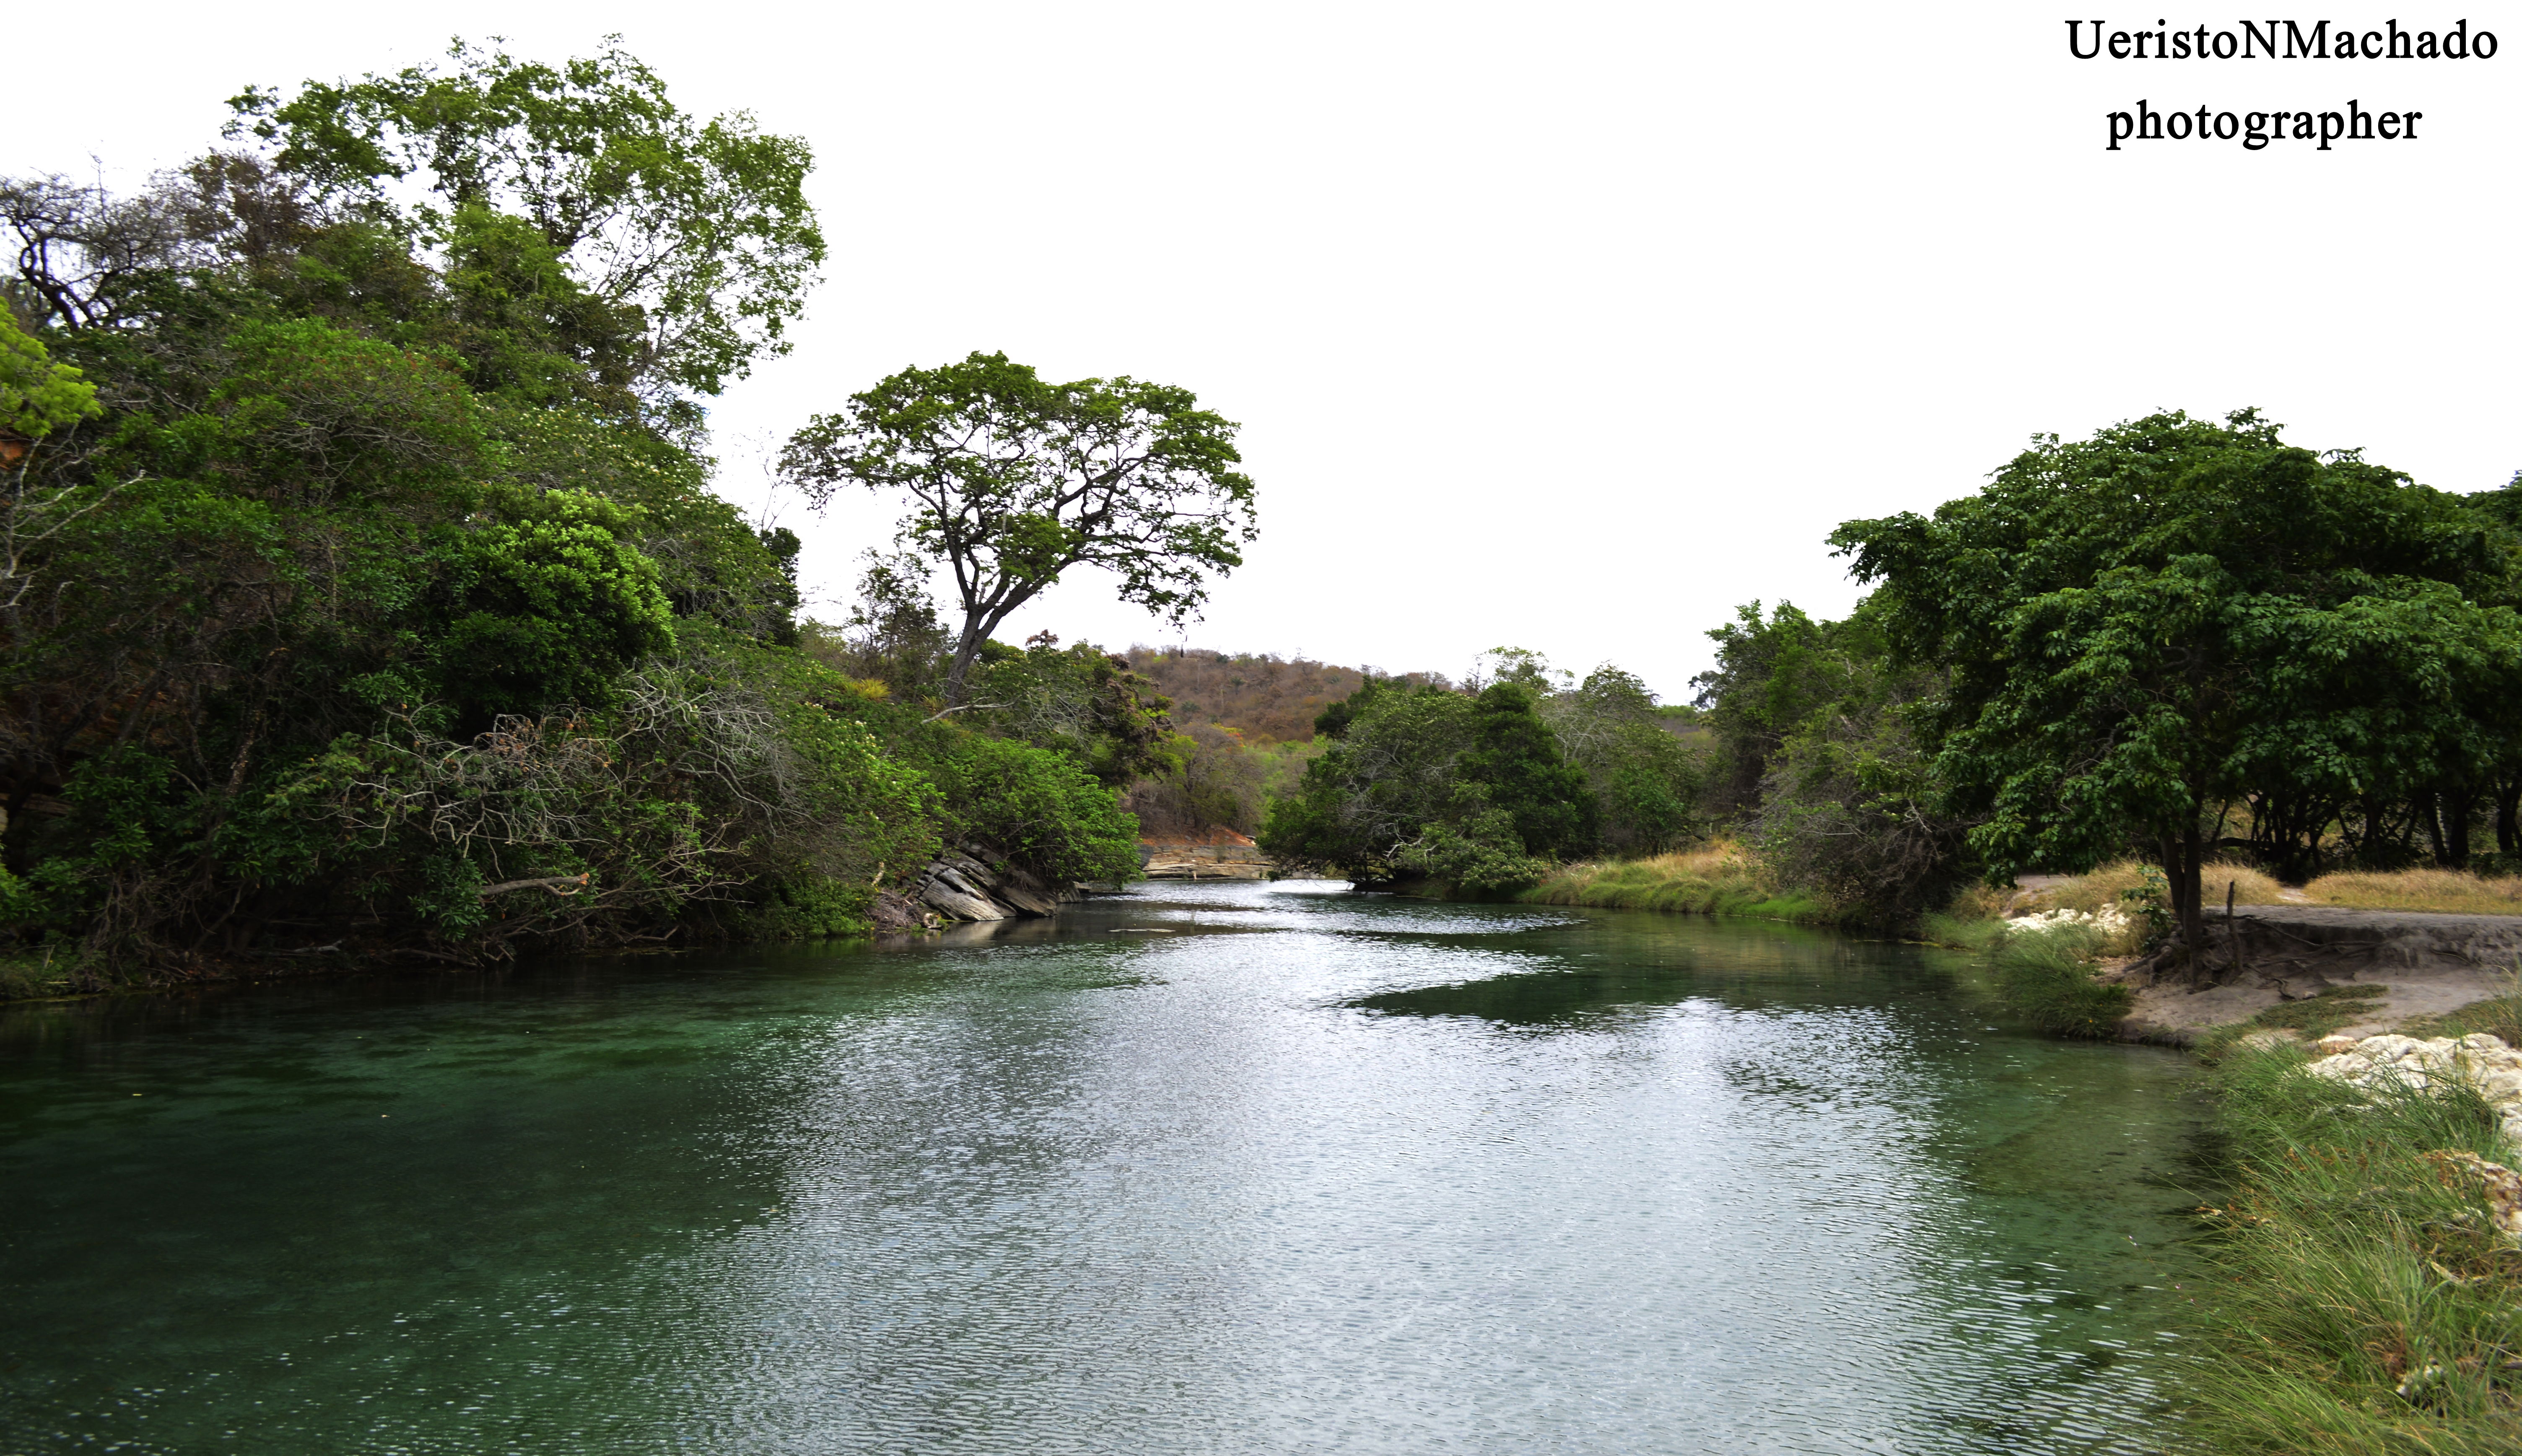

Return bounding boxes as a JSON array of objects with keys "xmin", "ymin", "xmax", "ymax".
[{"xmin": 0, "ymin": 881, "xmax": 2198, "ymax": 1454}]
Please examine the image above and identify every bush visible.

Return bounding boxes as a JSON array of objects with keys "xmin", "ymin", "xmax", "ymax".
[{"xmin": 928, "ymin": 734, "xmax": 1142, "ymax": 885}]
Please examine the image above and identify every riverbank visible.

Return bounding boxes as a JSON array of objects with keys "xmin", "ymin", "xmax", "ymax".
[
  {"xmin": 1517, "ymin": 841, "xmax": 1844, "ymax": 926},
  {"xmin": 1932, "ymin": 864, "xmax": 2522, "ymax": 1450},
  {"xmin": 2187, "ymin": 1035, "xmax": 2522, "ymax": 1453}
]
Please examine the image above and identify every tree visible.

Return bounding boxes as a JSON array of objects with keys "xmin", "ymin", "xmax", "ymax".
[
  {"xmin": 777, "ymin": 351, "xmax": 1256, "ymax": 705},
  {"xmin": 1832, "ymin": 409, "xmax": 2522, "ymax": 970},
  {"xmin": 1258, "ymin": 680, "xmax": 1591, "ymax": 892},
  {"xmin": 1689, "ymin": 602, "xmax": 1877, "ymax": 816},
  {"xmin": 225, "ymin": 37, "xmax": 823, "ymax": 423},
  {"xmin": 1542, "ymin": 664, "xmax": 1707, "ymax": 854}
]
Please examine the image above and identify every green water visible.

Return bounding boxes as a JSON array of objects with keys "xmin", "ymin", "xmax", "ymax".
[{"xmin": 0, "ymin": 882, "xmax": 2200, "ymax": 1454}]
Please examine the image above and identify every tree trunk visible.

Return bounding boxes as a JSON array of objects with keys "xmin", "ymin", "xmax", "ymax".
[
  {"xmin": 943, "ymin": 608, "xmax": 1002, "ymax": 707},
  {"xmin": 2499, "ymin": 778, "xmax": 2520, "ymax": 857},
  {"xmin": 2177, "ymin": 819, "xmax": 2207, "ymax": 981},
  {"xmin": 944, "ymin": 631, "xmax": 981, "ymax": 706},
  {"xmin": 2447, "ymin": 789, "xmax": 2474, "ymax": 868},
  {"xmin": 2418, "ymin": 789, "xmax": 2446, "ymax": 865}
]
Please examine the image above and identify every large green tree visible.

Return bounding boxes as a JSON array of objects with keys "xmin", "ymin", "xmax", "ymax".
[
  {"xmin": 0, "ymin": 42, "xmax": 1021, "ymax": 980},
  {"xmin": 1832, "ymin": 409, "xmax": 2522, "ymax": 966},
  {"xmin": 778, "ymin": 351, "xmax": 1256, "ymax": 705},
  {"xmin": 225, "ymin": 37, "xmax": 824, "ymax": 423}
]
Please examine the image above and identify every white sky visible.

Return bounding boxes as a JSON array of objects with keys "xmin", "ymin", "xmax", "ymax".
[{"xmin": 16, "ymin": 3, "xmax": 2519, "ymax": 700}]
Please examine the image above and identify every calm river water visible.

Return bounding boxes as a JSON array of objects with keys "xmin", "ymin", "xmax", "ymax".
[{"xmin": 0, "ymin": 882, "xmax": 2200, "ymax": 1454}]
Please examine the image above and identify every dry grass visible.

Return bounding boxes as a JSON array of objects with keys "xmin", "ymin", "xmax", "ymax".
[
  {"xmin": 2037, "ymin": 858, "xmax": 2288, "ymax": 916},
  {"xmin": 2008, "ymin": 860, "xmax": 2522, "ymax": 919},
  {"xmin": 2304, "ymin": 868, "xmax": 2522, "ymax": 916}
]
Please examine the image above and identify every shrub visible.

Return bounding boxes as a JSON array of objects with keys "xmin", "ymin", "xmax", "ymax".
[{"xmin": 928, "ymin": 734, "xmax": 1142, "ymax": 885}]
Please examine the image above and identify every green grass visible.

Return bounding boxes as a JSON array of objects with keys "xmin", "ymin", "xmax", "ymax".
[
  {"xmin": 2193, "ymin": 986, "xmax": 2397, "ymax": 1060},
  {"xmin": 2185, "ymin": 1045, "xmax": 2522, "ymax": 1453},
  {"xmin": 1518, "ymin": 843, "xmax": 1842, "ymax": 925},
  {"xmin": 1917, "ymin": 909, "xmax": 2013, "ymax": 952},
  {"xmin": 1984, "ymin": 924, "xmax": 2133, "ymax": 1036}
]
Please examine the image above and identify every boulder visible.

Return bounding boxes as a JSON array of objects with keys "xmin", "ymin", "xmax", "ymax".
[
  {"xmin": 919, "ymin": 865, "xmax": 1008, "ymax": 921},
  {"xmin": 2303, "ymin": 1032, "xmax": 2522, "ymax": 1151}
]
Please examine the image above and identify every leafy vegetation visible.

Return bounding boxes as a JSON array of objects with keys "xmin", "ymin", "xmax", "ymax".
[
  {"xmin": 778, "ymin": 353, "xmax": 1257, "ymax": 704},
  {"xmin": 1836, "ymin": 409, "xmax": 2522, "ymax": 956},
  {"xmin": 0, "ymin": 41, "xmax": 1185, "ymax": 993},
  {"xmin": 1255, "ymin": 650, "xmax": 1707, "ymax": 894}
]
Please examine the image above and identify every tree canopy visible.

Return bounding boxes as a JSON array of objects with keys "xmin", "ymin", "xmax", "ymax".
[
  {"xmin": 1830, "ymin": 408, "xmax": 2522, "ymax": 958},
  {"xmin": 778, "ymin": 351, "xmax": 1256, "ymax": 703},
  {"xmin": 225, "ymin": 37, "xmax": 824, "ymax": 423},
  {"xmin": 0, "ymin": 41, "xmax": 1169, "ymax": 989}
]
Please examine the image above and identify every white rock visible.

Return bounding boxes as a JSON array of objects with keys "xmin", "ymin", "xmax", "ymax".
[{"xmin": 2304, "ymin": 1035, "xmax": 2522, "ymax": 1151}]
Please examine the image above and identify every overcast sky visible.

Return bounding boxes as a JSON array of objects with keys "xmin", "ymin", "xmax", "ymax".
[{"xmin": 16, "ymin": 3, "xmax": 2518, "ymax": 698}]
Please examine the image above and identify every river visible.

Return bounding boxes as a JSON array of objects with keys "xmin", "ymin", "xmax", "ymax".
[{"xmin": 0, "ymin": 881, "xmax": 2200, "ymax": 1454}]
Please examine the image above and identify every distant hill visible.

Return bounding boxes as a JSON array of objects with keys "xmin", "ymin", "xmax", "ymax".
[{"xmin": 1123, "ymin": 647, "xmax": 1450, "ymax": 743}]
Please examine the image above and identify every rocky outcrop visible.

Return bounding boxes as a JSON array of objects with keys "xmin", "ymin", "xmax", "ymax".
[
  {"xmin": 2303, "ymin": 1033, "xmax": 2522, "ymax": 1228},
  {"xmin": 1139, "ymin": 826, "xmax": 1273, "ymax": 880},
  {"xmin": 893, "ymin": 846, "xmax": 1086, "ymax": 927}
]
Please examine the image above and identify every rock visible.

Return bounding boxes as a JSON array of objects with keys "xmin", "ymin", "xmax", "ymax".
[
  {"xmin": 990, "ymin": 862, "xmax": 1061, "ymax": 917},
  {"xmin": 2304, "ymin": 1034, "xmax": 2522, "ymax": 1129},
  {"xmin": 2238, "ymin": 1029, "xmax": 2301, "ymax": 1051},
  {"xmin": 901, "ymin": 847, "xmax": 1072, "ymax": 924},
  {"xmin": 868, "ymin": 889, "xmax": 933, "ymax": 932},
  {"xmin": 2427, "ymin": 1150, "xmax": 2522, "ymax": 1245},
  {"xmin": 919, "ymin": 866, "xmax": 1009, "ymax": 922},
  {"xmin": 2315, "ymin": 1033, "xmax": 2362, "ymax": 1055}
]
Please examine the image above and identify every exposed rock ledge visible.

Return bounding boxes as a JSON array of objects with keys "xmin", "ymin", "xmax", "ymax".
[
  {"xmin": 1139, "ymin": 828, "xmax": 1272, "ymax": 881},
  {"xmin": 869, "ymin": 847, "xmax": 1089, "ymax": 931},
  {"xmin": 2112, "ymin": 905, "xmax": 2522, "ymax": 1045}
]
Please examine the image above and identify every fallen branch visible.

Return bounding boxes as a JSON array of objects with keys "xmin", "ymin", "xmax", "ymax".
[
  {"xmin": 476, "ymin": 874, "xmax": 591, "ymax": 899},
  {"xmin": 923, "ymin": 701, "xmax": 1006, "ymax": 724}
]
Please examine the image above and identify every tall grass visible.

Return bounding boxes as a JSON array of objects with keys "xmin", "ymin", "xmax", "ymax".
[
  {"xmin": 2036, "ymin": 859, "xmax": 2289, "ymax": 916},
  {"xmin": 2306, "ymin": 869, "xmax": 2522, "ymax": 916},
  {"xmin": 1519, "ymin": 840, "xmax": 1840, "ymax": 924},
  {"xmin": 2188, "ymin": 1046, "xmax": 2522, "ymax": 1453},
  {"xmin": 2011, "ymin": 860, "xmax": 2522, "ymax": 918},
  {"xmin": 2403, "ymin": 995, "xmax": 2522, "ymax": 1049},
  {"xmin": 1984, "ymin": 924, "xmax": 2134, "ymax": 1036}
]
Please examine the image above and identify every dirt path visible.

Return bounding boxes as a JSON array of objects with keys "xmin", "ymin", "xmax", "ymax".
[{"xmin": 2117, "ymin": 905, "xmax": 2522, "ymax": 1043}]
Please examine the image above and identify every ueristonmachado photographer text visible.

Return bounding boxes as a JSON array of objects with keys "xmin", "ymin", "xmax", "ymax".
[{"xmin": 2066, "ymin": 17, "xmax": 2498, "ymax": 149}]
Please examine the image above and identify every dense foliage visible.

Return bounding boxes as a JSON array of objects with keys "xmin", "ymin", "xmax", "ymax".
[
  {"xmin": 1833, "ymin": 409, "xmax": 2522, "ymax": 953},
  {"xmin": 1256, "ymin": 653, "xmax": 1705, "ymax": 892},
  {"xmin": 0, "ymin": 43, "xmax": 1154, "ymax": 990},
  {"xmin": 1658, "ymin": 411, "xmax": 2522, "ymax": 944}
]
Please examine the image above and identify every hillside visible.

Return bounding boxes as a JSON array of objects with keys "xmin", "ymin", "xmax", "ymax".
[{"xmin": 1125, "ymin": 647, "xmax": 1451, "ymax": 742}]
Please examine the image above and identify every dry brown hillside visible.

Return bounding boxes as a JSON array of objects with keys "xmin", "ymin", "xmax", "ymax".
[{"xmin": 1125, "ymin": 647, "xmax": 1451, "ymax": 742}]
